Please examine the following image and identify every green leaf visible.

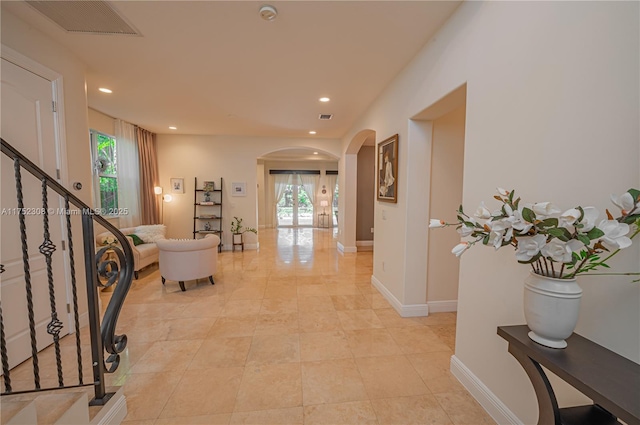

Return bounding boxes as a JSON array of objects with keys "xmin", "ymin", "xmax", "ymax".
[
  {"xmin": 547, "ymin": 227, "xmax": 571, "ymax": 241},
  {"xmin": 586, "ymin": 228, "xmax": 605, "ymax": 240},
  {"xmin": 517, "ymin": 252, "xmax": 541, "ymax": 264},
  {"xmin": 482, "ymin": 234, "xmax": 490, "ymax": 245},
  {"xmin": 522, "ymin": 207, "xmax": 536, "ymax": 223},
  {"xmin": 577, "ymin": 234, "xmax": 591, "ymax": 246},
  {"xmin": 628, "ymin": 188, "xmax": 640, "ymax": 201},
  {"xmin": 576, "ymin": 206, "xmax": 585, "ymax": 222},
  {"xmin": 621, "ymin": 214, "xmax": 640, "ymax": 225},
  {"xmin": 539, "ymin": 218, "xmax": 558, "ymax": 228}
]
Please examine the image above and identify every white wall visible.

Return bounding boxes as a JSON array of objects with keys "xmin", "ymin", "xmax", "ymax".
[
  {"xmin": 156, "ymin": 135, "xmax": 341, "ymax": 248},
  {"xmin": 342, "ymin": 2, "xmax": 639, "ymax": 423},
  {"xmin": 88, "ymin": 108, "xmax": 115, "ymax": 137},
  {"xmin": 427, "ymin": 104, "xmax": 465, "ymax": 304}
]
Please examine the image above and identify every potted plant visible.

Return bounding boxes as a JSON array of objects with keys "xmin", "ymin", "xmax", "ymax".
[
  {"xmin": 430, "ymin": 188, "xmax": 639, "ymax": 348},
  {"xmin": 230, "ymin": 216, "xmax": 257, "ymax": 245}
]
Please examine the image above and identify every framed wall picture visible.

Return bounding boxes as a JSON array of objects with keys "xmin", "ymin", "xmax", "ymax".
[
  {"xmin": 231, "ymin": 182, "xmax": 246, "ymax": 196},
  {"xmin": 377, "ymin": 134, "xmax": 398, "ymax": 203},
  {"xmin": 170, "ymin": 178, "xmax": 184, "ymax": 194}
]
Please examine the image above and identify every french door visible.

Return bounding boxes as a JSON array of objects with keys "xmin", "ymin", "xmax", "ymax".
[{"xmin": 277, "ymin": 184, "xmax": 313, "ymax": 227}]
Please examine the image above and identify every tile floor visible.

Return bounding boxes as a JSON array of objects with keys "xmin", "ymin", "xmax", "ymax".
[{"xmin": 6, "ymin": 228, "xmax": 496, "ymax": 424}]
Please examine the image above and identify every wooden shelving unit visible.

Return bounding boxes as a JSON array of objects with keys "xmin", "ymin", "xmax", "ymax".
[{"xmin": 193, "ymin": 177, "xmax": 224, "ymax": 251}]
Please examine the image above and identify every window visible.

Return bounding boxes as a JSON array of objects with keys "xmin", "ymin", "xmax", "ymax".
[{"xmin": 90, "ymin": 130, "xmax": 118, "ymax": 213}]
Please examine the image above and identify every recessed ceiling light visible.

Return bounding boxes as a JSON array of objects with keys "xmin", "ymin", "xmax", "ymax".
[
  {"xmin": 319, "ymin": 97, "xmax": 330, "ymax": 102},
  {"xmin": 99, "ymin": 88, "xmax": 112, "ymax": 94},
  {"xmin": 259, "ymin": 4, "xmax": 277, "ymax": 21},
  {"xmin": 169, "ymin": 126, "xmax": 177, "ymax": 130},
  {"xmin": 313, "ymin": 152, "xmax": 318, "ymax": 155},
  {"xmin": 309, "ymin": 131, "xmax": 317, "ymax": 135}
]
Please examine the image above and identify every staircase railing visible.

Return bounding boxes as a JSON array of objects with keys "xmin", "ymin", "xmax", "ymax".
[{"xmin": 0, "ymin": 138, "xmax": 134, "ymax": 405}]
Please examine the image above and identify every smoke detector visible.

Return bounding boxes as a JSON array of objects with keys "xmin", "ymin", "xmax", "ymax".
[{"xmin": 259, "ymin": 5, "xmax": 278, "ymax": 21}]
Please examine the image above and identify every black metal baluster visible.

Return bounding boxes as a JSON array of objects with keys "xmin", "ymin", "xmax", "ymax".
[
  {"xmin": 40, "ymin": 179, "xmax": 63, "ymax": 387},
  {"xmin": 0, "ymin": 262, "xmax": 11, "ymax": 393},
  {"xmin": 65, "ymin": 196, "xmax": 83, "ymax": 385},
  {"xmin": 14, "ymin": 158, "xmax": 40, "ymax": 390}
]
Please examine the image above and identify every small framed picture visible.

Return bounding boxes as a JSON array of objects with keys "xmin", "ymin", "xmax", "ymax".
[
  {"xmin": 377, "ymin": 134, "xmax": 398, "ymax": 203},
  {"xmin": 231, "ymin": 182, "xmax": 246, "ymax": 196},
  {"xmin": 170, "ymin": 178, "xmax": 184, "ymax": 194}
]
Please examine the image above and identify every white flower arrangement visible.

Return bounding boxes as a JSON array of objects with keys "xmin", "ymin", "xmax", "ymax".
[
  {"xmin": 103, "ymin": 235, "xmax": 116, "ymax": 245},
  {"xmin": 430, "ymin": 188, "xmax": 640, "ymax": 280}
]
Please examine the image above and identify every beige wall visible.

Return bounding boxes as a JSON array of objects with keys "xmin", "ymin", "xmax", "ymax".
[
  {"xmin": 156, "ymin": 135, "xmax": 340, "ymax": 247},
  {"xmin": 342, "ymin": 2, "xmax": 639, "ymax": 423},
  {"xmin": 356, "ymin": 146, "xmax": 375, "ymax": 242},
  {"xmin": 88, "ymin": 108, "xmax": 115, "ymax": 136},
  {"xmin": 427, "ymin": 104, "xmax": 465, "ymax": 304}
]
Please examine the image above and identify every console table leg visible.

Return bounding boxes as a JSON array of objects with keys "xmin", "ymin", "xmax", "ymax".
[{"xmin": 508, "ymin": 344, "xmax": 562, "ymax": 425}]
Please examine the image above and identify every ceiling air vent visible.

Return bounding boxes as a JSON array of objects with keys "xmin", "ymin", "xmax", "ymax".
[
  {"xmin": 26, "ymin": 1, "xmax": 141, "ymax": 36},
  {"xmin": 319, "ymin": 114, "xmax": 333, "ymax": 120}
]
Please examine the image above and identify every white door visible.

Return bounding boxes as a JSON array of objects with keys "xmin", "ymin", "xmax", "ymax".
[{"xmin": 1, "ymin": 58, "xmax": 70, "ymax": 369}]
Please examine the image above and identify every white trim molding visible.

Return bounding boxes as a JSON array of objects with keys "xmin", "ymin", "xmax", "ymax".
[
  {"xmin": 371, "ymin": 275, "xmax": 429, "ymax": 317},
  {"xmin": 356, "ymin": 240, "xmax": 373, "ymax": 252},
  {"xmin": 427, "ymin": 300, "xmax": 458, "ymax": 313},
  {"xmin": 337, "ymin": 242, "xmax": 357, "ymax": 254},
  {"xmin": 450, "ymin": 355, "xmax": 524, "ymax": 425},
  {"xmin": 92, "ymin": 387, "xmax": 127, "ymax": 425}
]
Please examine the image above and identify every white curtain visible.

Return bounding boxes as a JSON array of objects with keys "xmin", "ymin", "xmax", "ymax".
[
  {"xmin": 298, "ymin": 173, "xmax": 319, "ymax": 226},
  {"xmin": 273, "ymin": 174, "xmax": 291, "ymax": 227},
  {"xmin": 115, "ymin": 119, "xmax": 141, "ymax": 227},
  {"xmin": 325, "ymin": 173, "xmax": 338, "ymax": 226}
]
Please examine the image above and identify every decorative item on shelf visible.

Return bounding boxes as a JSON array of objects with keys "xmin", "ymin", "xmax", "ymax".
[
  {"xmin": 200, "ymin": 201, "xmax": 214, "ymax": 206},
  {"xmin": 204, "ymin": 192, "xmax": 212, "ymax": 202},
  {"xmin": 203, "ymin": 181, "xmax": 215, "ymax": 192},
  {"xmin": 204, "ymin": 222, "xmax": 212, "ymax": 231},
  {"xmin": 430, "ymin": 187, "xmax": 639, "ymax": 349}
]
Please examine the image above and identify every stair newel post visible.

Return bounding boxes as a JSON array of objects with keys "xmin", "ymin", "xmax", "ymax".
[{"xmin": 81, "ymin": 211, "xmax": 108, "ymax": 405}]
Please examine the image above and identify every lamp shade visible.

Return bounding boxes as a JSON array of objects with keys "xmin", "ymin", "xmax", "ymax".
[
  {"xmin": 320, "ymin": 200, "xmax": 329, "ymax": 207},
  {"xmin": 154, "ymin": 186, "xmax": 163, "ymax": 195},
  {"xmin": 163, "ymin": 194, "xmax": 173, "ymax": 202}
]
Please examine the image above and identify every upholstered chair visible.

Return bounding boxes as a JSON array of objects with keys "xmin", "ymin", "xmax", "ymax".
[{"xmin": 155, "ymin": 234, "xmax": 219, "ymax": 291}]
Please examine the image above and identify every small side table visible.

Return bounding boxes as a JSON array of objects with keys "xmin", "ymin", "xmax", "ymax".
[
  {"xmin": 232, "ymin": 234, "xmax": 244, "ymax": 252},
  {"xmin": 318, "ymin": 213, "xmax": 330, "ymax": 228}
]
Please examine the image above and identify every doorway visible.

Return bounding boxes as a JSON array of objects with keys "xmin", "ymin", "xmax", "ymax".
[{"xmin": 277, "ymin": 184, "xmax": 313, "ymax": 227}]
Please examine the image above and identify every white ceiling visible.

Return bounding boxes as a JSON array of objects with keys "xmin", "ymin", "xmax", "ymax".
[{"xmin": 3, "ymin": 1, "xmax": 461, "ymax": 139}]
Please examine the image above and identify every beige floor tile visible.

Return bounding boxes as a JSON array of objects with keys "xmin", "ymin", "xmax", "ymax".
[
  {"xmin": 298, "ymin": 311, "xmax": 342, "ymax": 333},
  {"xmin": 372, "ymin": 395, "xmax": 453, "ymax": 425},
  {"xmin": 428, "ymin": 324, "xmax": 457, "ymax": 350},
  {"xmin": 189, "ymin": 337, "xmax": 252, "ymax": 369},
  {"xmin": 388, "ymin": 326, "xmax": 451, "ymax": 354},
  {"xmin": 182, "ymin": 297, "xmax": 226, "ymax": 318},
  {"xmin": 228, "ymin": 284, "xmax": 267, "ymax": 301},
  {"xmin": 297, "ymin": 296, "xmax": 335, "ymax": 312},
  {"xmin": 355, "ymin": 355, "xmax": 429, "ymax": 399},
  {"xmin": 303, "ymin": 401, "xmax": 378, "ymax": 425},
  {"xmin": 297, "ymin": 284, "xmax": 329, "ymax": 297},
  {"xmin": 299, "ymin": 331, "xmax": 353, "ymax": 362},
  {"xmin": 155, "ymin": 413, "xmax": 232, "ymax": 424},
  {"xmin": 230, "ymin": 407, "xmax": 304, "ymax": 424},
  {"xmin": 331, "ymin": 295, "xmax": 372, "ymax": 311},
  {"xmin": 130, "ymin": 339, "xmax": 203, "ymax": 374},
  {"xmin": 165, "ymin": 317, "xmax": 217, "ymax": 341},
  {"xmin": 255, "ymin": 312, "xmax": 300, "ymax": 335},
  {"xmin": 261, "ymin": 297, "xmax": 298, "ymax": 315},
  {"xmin": 406, "ymin": 351, "xmax": 454, "ymax": 382},
  {"xmin": 264, "ymin": 285, "xmax": 298, "ymax": 299},
  {"xmin": 374, "ymin": 308, "xmax": 424, "ymax": 328},
  {"xmin": 234, "ymin": 363, "xmax": 302, "ymax": 412},
  {"xmin": 222, "ymin": 299, "xmax": 264, "ymax": 316},
  {"xmin": 207, "ymin": 315, "xmax": 258, "ymax": 338},
  {"xmin": 301, "ymin": 358, "xmax": 368, "ymax": 406},
  {"xmin": 325, "ymin": 284, "xmax": 361, "ymax": 295},
  {"xmin": 337, "ymin": 310, "xmax": 384, "ymax": 330},
  {"xmin": 122, "ymin": 372, "xmax": 182, "ymax": 421},
  {"xmin": 434, "ymin": 391, "xmax": 496, "ymax": 424},
  {"xmin": 121, "ymin": 420, "xmax": 156, "ymax": 425},
  {"xmin": 246, "ymin": 334, "xmax": 300, "ymax": 365},
  {"xmin": 345, "ymin": 328, "xmax": 404, "ymax": 358},
  {"xmin": 414, "ymin": 312, "xmax": 458, "ymax": 325},
  {"xmin": 160, "ymin": 367, "xmax": 244, "ymax": 417}
]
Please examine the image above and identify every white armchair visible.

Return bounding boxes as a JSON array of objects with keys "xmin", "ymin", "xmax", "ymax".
[{"xmin": 155, "ymin": 234, "xmax": 220, "ymax": 291}]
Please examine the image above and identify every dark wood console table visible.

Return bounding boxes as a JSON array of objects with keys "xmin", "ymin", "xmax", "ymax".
[{"xmin": 498, "ymin": 325, "xmax": 639, "ymax": 425}]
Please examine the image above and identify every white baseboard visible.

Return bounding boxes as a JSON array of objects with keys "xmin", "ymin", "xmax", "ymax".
[
  {"xmin": 259, "ymin": 224, "xmax": 266, "ymax": 229},
  {"xmin": 371, "ymin": 276, "xmax": 429, "ymax": 317},
  {"xmin": 337, "ymin": 242, "xmax": 357, "ymax": 254},
  {"xmin": 427, "ymin": 300, "xmax": 458, "ymax": 313},
  {"xmin": 356, "ymin": 241, "xmax": 373, "ymax": 252},
  {"xmin": 356, "ymin": 240, "xmax": 373, "ymax": 246},
  {"xmin": 92, "ymin": 387, "xmax": 127, "ymax": 425},
  {"xmin": 450, "ymin": 355, "xmax": 523, "ymax": 425}
]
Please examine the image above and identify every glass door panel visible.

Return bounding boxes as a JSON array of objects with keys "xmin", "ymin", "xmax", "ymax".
[{"xmin": 276, "ymin": 184, "xmax": 314, "ymax": 227}]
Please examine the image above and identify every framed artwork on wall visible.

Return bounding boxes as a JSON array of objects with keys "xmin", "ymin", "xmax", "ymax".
[
  {"xmin": 231, "ymin": 182, "xmax": 246, "ymax": 196},
  {"xmin": 377, "ymin": 134, "xmax": 398, "ymax": 203},
  {"xmin": 170, "ymin": 178, "xmax": 184, "ymax": 194}
]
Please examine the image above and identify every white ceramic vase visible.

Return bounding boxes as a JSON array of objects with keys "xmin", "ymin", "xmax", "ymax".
[{"xmin": 523, "ymin": 271, "xmax": 582, "ymax": 349}]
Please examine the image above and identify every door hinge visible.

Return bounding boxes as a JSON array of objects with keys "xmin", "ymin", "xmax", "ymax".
[
  {"xmin": 61, "ymin": 240, "xmax": 66, "ymax": 251},
  {"xmin": 56, "ymin": 169, "xmax": 61, "ymax": 179},
  {"xmin": 66, "ymin": 303, "xmax": 71, "ymax": 313},
  {"xmin": 52, "ymin": 101, "xmax": 57, "ymax": 112}
]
